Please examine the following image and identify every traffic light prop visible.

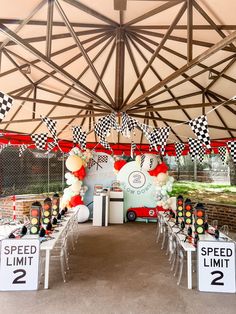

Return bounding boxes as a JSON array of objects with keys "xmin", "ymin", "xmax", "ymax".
[
  {"xmin": 42, "ymin": 197, "xmax": 52, "ymax": 225},
  {"xmin": 184, "ymin": 198, "xmax": 193, "ymax": 225},
  {"xmin": 194, "ymin": 203, "xmax": 205, "ymax": 234},
  {"xmin": 176, "ymin": 195, "xmax": 184, "ymax": 224},
  {"xmin": 30, "ymin": 201, "xmax": 41, "ymax": 234}
]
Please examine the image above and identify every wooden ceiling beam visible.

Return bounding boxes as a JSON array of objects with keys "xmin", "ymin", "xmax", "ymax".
[
  {"xmin": 46, "ymin": 0, "xmax": 54, "ymax": 59},
  {"xmin": 123, "ymin": 30, "xmax": 236, "ymax": 110},
  {"xmin": 129, "ymin": 25, "xmax": 236, "ymax": 30},
  {"xmin": 122, "ymin": 1, "xmax": 187, "ymax": 107},
  {"xmin": 187, "ymin": 0, "xmax": 193, "ymax": 62},
  {"xmin": 115, "ymin": 28, "xmax": 125, "ymax": 109}
]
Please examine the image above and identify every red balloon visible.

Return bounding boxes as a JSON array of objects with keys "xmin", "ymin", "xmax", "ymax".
[
  {"xmin": 72, "ymin": 165, "xmax": 86, "ymax": 180},
  {"xmin": 148, "ymin": 162, "xmax": 168, "ymax": 177},
  {"xmin": 69, "ymin": 195, "xmax": 84, "ymax": 207},
  {"xmin": 114, "ymin": 160, "xmax": 127, "ymax": 171}
]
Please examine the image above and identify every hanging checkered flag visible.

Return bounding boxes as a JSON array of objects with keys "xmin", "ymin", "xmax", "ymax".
[
  {"xmin": 31, "ymin": 133, "xmax": 48, "ymax": 150},
  {"xmin": 198, "ymin": 146, "xmax": 205, "ymax": 164},
  {"xmin": 0, "ymin": 143, "xmax": 8, "ymax": 154},
  {"xmin": 130, "ymin": 141, "xmax": 136, "ymax": 158},
  {"xmin": 47, "ymin": 141, "xmax": 57, "ymax": 153},
  {"xmin": 189, "ymin": 115, "xmax": 211, "ymax": 149},
  {"xmin": 41, "ymin": 116, "xmax": 58, "ymax": 143},
  {"xmin": 188, "ymin": 138, "xmax": 202, "ymax": 161},
  {"xmin": 72, "ymin": 126, "xmax": 87, "ymax": 150},
  {"xmin": 99, "ymin": 137, "xmax": 112, "ymax": 151},
  {"xmin": 19, "ymin": 144, "xmax": 27, "ymax": 157},
  {"xmin": 149, "ymin": 127, "xmax": 170, "ymax": 155},
  {"xmin": 218, "ymin": 146, "xmax": 227, "ymax": 164},
  {"xmin": 95, "ymin": 114, "xmax": 113, "ymax": 138},
  {"xmin": 121, "ymin": 113, "xmax": 138, "ymax": 137},
  {"xmin": 137, "ymin": 122, "xmax": 151, "ymax": 141},
  {"xmin": 175, "ymin": 142, "xmax": 185, "ymax": 161},
  {"xmin": 0, "ymin": 91, "xmax": 13, "ymax": 123},
  {"xmin": 110, "ymin": 112, "xmax": 121, "ymax": 132},
  {"xmin": 227, "ymin": 141, "xmax": 236, "ymax": 163}
]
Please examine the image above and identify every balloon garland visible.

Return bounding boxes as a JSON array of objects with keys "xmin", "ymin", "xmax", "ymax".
[{"xmin": 61, "ymin": 148, "xmax": 92, "ymax": 219}]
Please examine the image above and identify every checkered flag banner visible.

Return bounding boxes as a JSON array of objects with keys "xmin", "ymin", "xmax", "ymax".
[
  {"xmin": 72, "ymin": 126, "xmax": 87, "ymax": 150},
  {"xmin": 99, "ymin": 137, "xmax": 112, "ymax": 151},
  {"xmin": 218, "ymin": 146, "xmax": 227, "ymax": 164},
  {"xmin": 149, "ymin": 127, "xmax": 170, "ymax": 155},
  {"xmin": 19, "ymin": 144, "xmax": 27, "ymax": 157},
  {"xmin": 189, "ymin": 115, "xmax": 211, "ymax": 149},
  {"xmin": 0, "ymin": 91, "xmax": 13, "ymax": 123},
  {"xmin": 95, "ymin": 114, "xmax": 115, "ymax": 138},
  {"xmin": 188, "ymin": 138, "xmax": 202, "ymax": 161},
  {"xmin": 174, "ymin": 142, "xmax": 185, "ymax": 161},
  {"xmin": 41, "ymin": 116, "xmax": 58, "ymax": 143},
  {"xmin": 87, "ymin": 158, "xmax": 96, "ymax": 169},
  {"xmin": 47, "ymin": 141, "xmax": 57, "ymax": 153},
  {"xmin": 227, "ymin": 141, "xmax": 236, "ymax": 163},
  {"xmin": 198, "ymin": 146, "xmax": 205, "ymax": 164},
  {"xmin": 0, "ymin": 143, "xmax": 8, "ymax": 154},
  {"xmin": 109, "ymin": 112, "xmax": 121, "ymax": 132},
  {"xmin": 131, "ymin": 141, "xmax": 136, "ymax": 158},
  {"xmin": 121, "ymin": 113, "xmax": 138, "ymax": 137},
  {"xmin": 137, "ymin": 122, "xmax": 151, "ymax": 141},
  {"xmin": 98, "ymin": 155, "xmax": 108, "ymax": 164},
  {"xmin": 31, "ymin": 133, "xmax": 48, "ymax": 150}
]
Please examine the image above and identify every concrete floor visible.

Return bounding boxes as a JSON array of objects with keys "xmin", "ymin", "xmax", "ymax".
[{"xmin": 0, "ymin": 222, "xmax": 236, "ymax": 314}]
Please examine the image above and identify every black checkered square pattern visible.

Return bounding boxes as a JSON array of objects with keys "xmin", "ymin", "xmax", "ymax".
[
  {"xmin": 98, "ymin": 155, "xmax": 108, "ymax": 164},
  {"xmin": 188, "ymin": 138, "xmax": 202, "ymax": 161},
  {"xmin": 95, "ymin": 114, "xmax": 113, "ymax": 138},
  {"xmin": 72, "ymin": 126, "xmax": 87, "ymax": 150},
  {"xmin": 149, "ymin": 127, "xmax": 170, "ymax": 155},
  {"xmin": 189, "ymin": 115, "xmax": 211, "ymax": 149},
  {"xmin": 41, "ymin": 116, "xmax": 58, "ymax": 143},
  {"xmin": 218, "ymin": 146, "xmax": 227, "ymax": 164},
  {"xmin": 19, "ymin": 144, "xmax": 27, "ymax": 157},
  {"xmin": 174, "ymin": 142, "xmax": 185, "ymax": 161},
  {"xmin": 121, "ymin": 113, "xmax": 138, "ymax": 137},
  {"xmin": 227, "ymin": 141, "xmax": 236, "ymax": 163},
  {"xmin": 137, "ymin": 122, "xmax": 151, "ymax": 141},
  {"xmin": 31, "ymin": 133, "xmax": 48, "ymax": 150},
  {"xmin": 99, "ymin": 137, "xmax": 112, "ymax": 151},
  {"xmin": 47, "ymin": 141, "xmax": 57, "ymax": 152},
  {"xmin": 0, "ymin": 92, "xmax": 13, "ymax": 122},
  {"xmin": 198, "ymin": 146, "xmax": 205, "ymax": 164}
]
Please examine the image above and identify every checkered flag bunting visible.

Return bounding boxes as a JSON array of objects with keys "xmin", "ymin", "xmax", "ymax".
[
  {"xmin": 19, "ymin": 144, "xmax": 27, "ymax": 157},
  {"xmin": 198, "ymin": 146, "xmax": 205, "ymax": 164},
  {"xmin": 149, "ymin": 127, "xmax": 170, "ymax": 155},
  {"xmin": 218, "ymin": 146, "xmax": 227, "ymax": 164},
  {"xmin": 31, "ymin": 133, "xmax": 48, "ymax": 150},
  {"xmin": 137, "ymin": 122, "xmax": 151, "ymax": 141},
  {"xmin": 95, "ymin": 114, "xmax": 115, "ymax": 138},
  {"xmin": 41, "ymin": 116, "xmax": 58, "ymax": 143},
  {"xmin": 99, "ymin": 137, "xmax": 112, "ymax": 151},
  {"xmin": 121, "ymin": 113, "xmax": 138, "ymax": 137},
  {"xmin": 47, "ymin": 141, "xmax": 57, "ymax": 153},
  {"xmin": 189, "ymin": 115, "xmax": 211, "ymax": 149},
  {"xmin": 175, "ymin": 142, "xmax": 185, "ymax": 161},
  {"xmin": 0, "ymin": 91, "xmax": 13, "ymax": 123},
  {"xmin": 72, "ymin": 126, "xmax": 87, "ymax": 150},
  {"xmin": 227, "ymin": 141, "xmax": 236, "ymax": 163},
  {"xmin": 131, "ymin": 141, "xmax": 136, "ymax": 158},
  {"xmin": 0, "ymin": 143, "xmax": 8, "ymax": 154},
  {"xmin": 188, "ymin": 138, "xmax": 202, "ymax": 161}
]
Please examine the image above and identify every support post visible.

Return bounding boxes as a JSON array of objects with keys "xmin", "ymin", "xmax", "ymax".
[{"xmin": 193, "ymin": 158, "xmax": 197, "ymax": 181}]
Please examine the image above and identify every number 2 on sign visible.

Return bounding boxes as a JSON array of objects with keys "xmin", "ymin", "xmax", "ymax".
[
  {"xmin": 211, "ymin": 270, "xmax": 224, "ymax": 286},
  {"xmin": 12, "ymin": 269, "xmax": 26, "ymax": 284},
  {"xmin": 133, "ymin": 174, "xmax": 141, "ymax": 184}
]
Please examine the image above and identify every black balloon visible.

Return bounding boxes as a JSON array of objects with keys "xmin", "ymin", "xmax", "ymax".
[
  {"xmin": 215, "ymin": 229, "xmax": 220, "ymax": 239},
  {"xmin": 52, "ymin": 217, "xmax": 57, "ymax": 225},
  {"xmin": 57, "ymin": 213, "xmax": 61, "ymax": 220},
  {"xmin": 21, "ymin": 225, "xmax": 27, "ymax": 235},
  {"xmin": 61, "ymin": 209, "xmax": 65, "ymax": 216},
  {"xmin": 46, "ymin": 222, "xmax": 52, "ymax": 231},
  {"xmin": 39, "ymin": 228, "xmax": 46, "ymax": 237},
  {"xmin": 9, "ymin": 233, "xmax": 15, "ymax": 238}
]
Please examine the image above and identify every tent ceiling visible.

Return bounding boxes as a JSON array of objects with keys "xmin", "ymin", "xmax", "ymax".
[{"xmin": 0, "ymin": 0, "xmax": 236, "ymax": 147}]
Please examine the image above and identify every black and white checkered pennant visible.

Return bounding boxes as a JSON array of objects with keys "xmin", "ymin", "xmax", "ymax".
[
  {"xmin": 47, "ymin": 141, "xmax": 57, "ymax": 152},
  {"xmin": 149, "ymin": 127, "xmax": 170, "ymax": 155},
  {"xmin": 19, "ymin": 144, "xmax": 27, "ymax": 157},
  {"xmin": 174, "ymin": 142, "xmax": 185, "ymax": 161},
  {"xmin": 227, "ymin": 141, "xmax": 236, "ymax": 163},
  {"xmin": 189, "ymin": 115, "xmax": 211, "ymax": 149},
  {"xmin": 109, "ymin": 112, "xmax": 120, "ymax": 132},
  {"xmin": 99, "ymin": 137, "xmax": 112, "ymax": 151},
  {"xmin": 137, "ymin": 122, "xmax": 151, "ymax": 141},
  {"xmin": 72, "ymin": 126, "xmax": 87, "ymax": 150},
  {"xmin": 121, "ymin": 113, "xmax": 138, "ymax": 137},
  {"xmin": 131, "ymin": 141, "xmax": 136, "ymax": 158},
  {"xmin": 95, "ymin": 114, "xmax": 113, "ymax": 138},
  {"xmin": 198, "ymin": 146, "xmax": 205, "ymax": 164},
  {"xmin": 0, "ymin": 92, "xmax": 13, "ymax": 123},
  {"xmin": 188, "ymin": 138, "xmax": 202, "ymax": 161},
  {"xmin": 218, "ymin": 146, "xmax": 227, "ymax": 164},
  {"xmin": 0, "ymin": 143, "xmax": 8, "ymax": 154},
  {"xmin": 41, "ymin": 116, "xmax": 58, "ymax": 143},
  {"xmin": 31, "ymin": 133, "xmax": 48, "ymax": 150}
]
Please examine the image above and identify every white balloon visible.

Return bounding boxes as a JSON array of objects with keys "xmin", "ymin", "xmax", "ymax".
[
  {"xmin": 75, "ymin": 205, "xmax": 90, "ymax": 223},
  {"xmin": 65, "ymin": 172, "xmax": 72, "ymax": 180},
  {"xmin": 71, "ymin": 180, "xmax": 82, "ymax": 193}
]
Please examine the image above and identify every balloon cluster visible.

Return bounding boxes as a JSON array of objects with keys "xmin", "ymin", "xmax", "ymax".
[
  {"xmin": 62, "ymin": 147, "xmax": 91, "ymax": 209},
  {"xmin": 136, "ymin": 154, "xmax": 174, "ymax": 209}
]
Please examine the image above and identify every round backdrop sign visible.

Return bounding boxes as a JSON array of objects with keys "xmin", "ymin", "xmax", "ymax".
[{"xmin": 117, "ymin": 161, "xmax": 157, "ymax": 212}]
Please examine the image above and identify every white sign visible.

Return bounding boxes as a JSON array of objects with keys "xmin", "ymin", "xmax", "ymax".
[
  {"xmin": 128, "ymin": 171, "xmax": 146, "ymax": 189},
  {"xmin": 0, "ymin": 239, "xmax": 40, "ymax": 291},
  {"xmin": 198, "ymin": 241, "xmax": 236, "ymax": 293}
]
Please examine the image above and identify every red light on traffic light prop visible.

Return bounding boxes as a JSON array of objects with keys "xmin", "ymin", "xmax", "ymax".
[
  {"xmin": 184, "ymin": 198, "xmax": 193, "ymax": 225},
  {"xmin": 194, "ymin": 203, "xmax": 205, "ymax": 234},
  {"xmin": 30, "ymin": 202, "xmax": 41, "ymax": 234}
]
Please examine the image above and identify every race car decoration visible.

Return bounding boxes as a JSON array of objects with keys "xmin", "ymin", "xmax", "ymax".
[{"xmin": 126, "ymin": 207, "xmax": 157, "ymax": 221}]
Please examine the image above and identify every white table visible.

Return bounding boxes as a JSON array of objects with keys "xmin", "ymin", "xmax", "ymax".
[{"xmin": 158, "ymin": 211, "xmax": 232, "ymax": 289}]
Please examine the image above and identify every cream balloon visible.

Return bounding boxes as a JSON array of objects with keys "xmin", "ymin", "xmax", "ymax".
[
  {"xmin": 65, "ymin": 155, "xmax": 83, "ymax": 172},
  {"xmin": 156, "ymin": 172, "xmax": 168, "ymax": 186},
  {"xmin": 70, "ymin": 180, "xmax": 82, "ymax": 193}
]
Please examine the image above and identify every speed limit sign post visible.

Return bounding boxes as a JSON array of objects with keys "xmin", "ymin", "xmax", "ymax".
[
  {"xmin": 0, "ymin": 238, "xmax": 40, "ymax": 291},
  {"xmin": 198, "ymin": 241, "xmax": 236, "ymax": 293}
]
